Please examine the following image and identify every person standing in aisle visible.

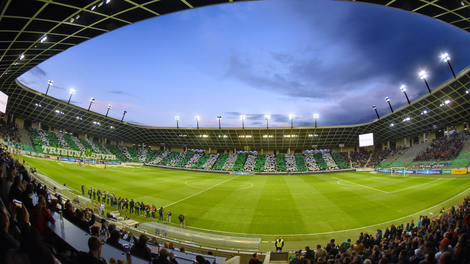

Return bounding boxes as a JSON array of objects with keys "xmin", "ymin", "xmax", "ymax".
[
  {"xmin": 167, "ymin": 210, "xmax": 172, "ymax": 224},
  {"xmin": 275, "ymin": 236, "xmax": 284, "ymax": 252}
]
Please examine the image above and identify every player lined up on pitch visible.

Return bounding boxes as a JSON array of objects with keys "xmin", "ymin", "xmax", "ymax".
[{"xmin": 84, "ymin": 185, "xmax": 186, "ymax": 227}]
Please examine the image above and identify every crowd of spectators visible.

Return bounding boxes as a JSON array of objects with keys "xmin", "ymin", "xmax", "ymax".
[
  {"xmin": 291, "ymin": 196, "xmax": 470, "ymax": 264},
  {"xmin": 414, "ymin": 133, "xmax": 467, "ymax": 161},
  {"xmin": 347, "ymin": 151, "xmax": 371, "ymax": 168}
]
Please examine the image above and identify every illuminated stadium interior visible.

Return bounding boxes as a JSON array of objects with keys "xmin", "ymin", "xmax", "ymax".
[{"xmin": 1, "ymin": 0, "xmax": 470, "ymax": 263}]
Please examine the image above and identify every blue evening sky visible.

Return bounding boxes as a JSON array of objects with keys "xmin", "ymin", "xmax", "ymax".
[{"xmin": 18, "ymin": 0, "xmax": 470, "ymax": 128}]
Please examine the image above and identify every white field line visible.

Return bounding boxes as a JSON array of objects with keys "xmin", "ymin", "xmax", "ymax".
[
  {"xmin": 183, "ymin": 184, "xmax": 470, "ymax": 237},
  {"xmin": 389, "ymin": 178, "xmax": 445, "ymax": 194},
  {"xmin": 163, "ymin": 176, "xmax": 239, "ymax": 207},
  {"xmin": 332, "ymin": 177, "xmax": 390, "ymax": 194}
]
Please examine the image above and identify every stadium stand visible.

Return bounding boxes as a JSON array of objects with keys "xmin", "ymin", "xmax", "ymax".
[
  {"xmin": 253, "ymin": 154, "xmax": 266, "ymax": 172},
  {"xmin": 323, "ymin": 152, "xmax": 339, "ymax": 170},
  {"xmin": 331, "ymin": 152, "xmax": 349, "ymax": 169},
  {"xmin": 95, "ymin": 141, "xmax": 111, "ymax": 154},
  {"xmin": 184, "ymin": 152, "xmax": 202, "ymax": 168},
  {"xmin": 159, "ymin": 152, "xmax": 179, "ymax": 166},
  {"xmin": 174, "ymin": 151, "xmax": 194, "ymax": 167},
  {"xmin": 276, "ymin": 154, "xmax": 287, "ymax": 172},
  {"xmin": 190, "ymin": 153, "xmax": 210, "ymax": 169},
  {"xmin": 169, "ymin": 152, "xmax": 186, "ymax": 166},
  {"xmin": 231, "ymin": 154, "xmax": 247, "ymax": 172},
  {"xmin": 243, "ymin": 154, "xmax": 257, "ymax": 172},
  {"xmin": 385, "ymin": 143, "xmax": 431, "ymax": 168},
  {"xmin": 295, "ymin": 154, "xmax": 307, "ymax": 172},
  {"xmin": 304, "ymin": 153, "xmax": 320, "ymax": 171},
  {"xmin": 264, "ymin": 154, "xmax": 276, "ymax": 172},
  {"xmin": 313, "ymin": 153, "xmax": 328, "ymax": 171},
  {"xmin": 202, "ymin": 153, "xmax": 220, "ymax": 170},
  {"xmin": 414, "ymin": 132, "xmax": 467, "ymax": 161},
  {"xmin": 55, "ymin": 132, "xmax": 69, "ymax": 149},
  {"xmin": 85, "ymin": 138, "xmax": 101, "ymax": 153},
  {"xmin": 221, "ymin": 154, "xmax": 237, "ymax": 171},
  {"xmin": 212, "ymin": 153, "xmax": 229, "ymax": 171},
  {"xmin": 285, "ymin": 154, "xmax": 297, "ymax": 172},
  {"xmin": 136, "ymin": 147, "xmax": 148, "ymax": 162}
]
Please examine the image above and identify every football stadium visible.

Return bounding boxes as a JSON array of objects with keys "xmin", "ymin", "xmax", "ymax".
[{"xmin": 1, "ymin": 1, "xmax": 470, "ymax": 264}]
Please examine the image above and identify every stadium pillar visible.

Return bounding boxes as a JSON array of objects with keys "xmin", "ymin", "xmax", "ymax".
[
  {"xmin": 209, "ymin": 148, "xmax": 211, "ymax": 153},
  {"xmin": 423, "ymin": 133, "xmax": 426, "ymax": 142},
  {"xmin": 387, "ymin": 141, "xmax": 390, "ymax": 150},
  {"xmin": 261, "ymin": 149, "xmax": 263, "ymax": 154},
  {"xmin": 403, "ymin": 138, "xmax": 407, "ymax": 148},
  {"xmin": 287, "ymin": 148, "xmax": 290, "ymax": 154},
  {"xmin": 38, "ymin": 122, "xmax": 41, "ymax": 130}
]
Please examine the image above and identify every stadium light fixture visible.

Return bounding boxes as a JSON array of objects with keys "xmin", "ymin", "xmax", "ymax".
[
  {"xmin": 121, "ymin": 111, "xmax": 127, "ymax": 122},
  {"xmin": 110, "ymin": 126, "xmax": 115, "ymax": 129},
  {"xmin": 390, "ymin": 123, "xmax": 395, "ymax": 127},
  {"xmin": 217, "ymin": 116, "xmax": 222, "ymax": 129},
  {"xmin": 45, "ymin": 80, "xmax": 53, "ymax": 95},
  {"xmin": 385, "ymin": 97, "xmax": 394, "ymax": 113},
  {"xmin": 265, "ymin": 114, "xmax": 270, "ymax": 129},
  {"xmin": 106, "ymin": 104, "xmax": 112, "ymax": 117},
  {"xmin": 67, "ymin": 89, "xmax": 75, "ymax": 104},
  {"xmin": 421, "ymin": 110, "xmax": 428, "ymax": 115},
  {"xmin": 372, "ymin": 105, "xmax": 380, "ymax": 119},
  {"xmin": 19, "ymin": 54, "xmax": 24, "ymax": 60},
  {"xmin": 76, "ymin": 116, "xmax": 82, "ymax": 120},
  {"xmin": 241, "ymin": 115, "xmax": 246, "ymax": 129},
  {"xmin": 195, "ymin": 116, "xmax": 200, "ymax": 129},
  {"xmin": 403, "ymin": 117, "xmax": 411, "ymax": 122},
  {"xmin": 40, "ymin": 35, "xmax": 47, "ymax": 43},
  {"xmin": 441, "ymin": 53, "xmax": 456, "ymax": 79},
  {"xmin": 175, "ymin": 116, "xmax": 179, "ymax": 129},
  {"xmin": 289, "ymin": 114, "xmax": 294, "ymax": 129},
  {"xmin": 313, "ymin": 113, "xmax": 319, "ymax": 128},
  {"xmin": 419, "ymin": 70, "xmax": 432, "ymax": 94},
  {"xmin": 400, "ymin": 85, "xmax": 410, "ymax": 105},
  {"xmin": 88, "ymin": 97, "xmax": 95, "ymax": 111},
  {"xmin": 34, "ymin": 103, "xmax": 41, "ymax": 107}
]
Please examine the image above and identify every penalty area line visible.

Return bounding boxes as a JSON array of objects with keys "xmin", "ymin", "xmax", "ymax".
[
  {"xmin": 332, "ymin": 176, "xmax": 390, "ymax": 194},
  {"xmin": 163, "ymin": 175, "xmax": 239, "ymax": 208}
]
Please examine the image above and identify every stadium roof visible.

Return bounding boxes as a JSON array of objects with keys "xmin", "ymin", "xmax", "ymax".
[{"xmin": 1, "ymin": 0, "xmax": 470, "ymax": 150}]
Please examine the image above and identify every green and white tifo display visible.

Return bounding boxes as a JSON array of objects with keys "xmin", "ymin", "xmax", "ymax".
[{"xmin": 23, "ymin": 156, "xmax": 470, "ymax": 240}]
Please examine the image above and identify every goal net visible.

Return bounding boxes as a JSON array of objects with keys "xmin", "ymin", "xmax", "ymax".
[{"xmin": 391, "ymin": 167, "xmax": 407, "ymax": 177}]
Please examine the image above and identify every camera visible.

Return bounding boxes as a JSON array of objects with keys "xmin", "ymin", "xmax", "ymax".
[{"xmin": 13, "ymin": 199, "xmax": 23, "ymax": 208}]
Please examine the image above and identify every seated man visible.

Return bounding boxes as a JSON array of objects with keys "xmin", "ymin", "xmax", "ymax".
[
  {"xmin": 106, "ymin": 230, "xmax": 126, "ymax": 252},
  {"xmin": 76, "ymin": 209, "xmax": 95, "ymax": 232},
  {"xmin": 130, "ymin": 234, "xmax": 152, "ymax": 260},
  {"xmin": 153, "ymin": 248, "xmax": 178, "ymax": 264},
  {"xmin": 76, "ymin": 236, "xmax": 108, "ymax": 264}
]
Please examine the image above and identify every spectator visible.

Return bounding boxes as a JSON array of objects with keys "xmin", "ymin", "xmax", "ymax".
[
  {"xmin": 130, "ymin": 234, "xmax": 152, "ymax": 260},
  {"xmin": 196, "ymin": 255, "xmax": 211, "ymax": 264},
  {"xmin": 76, "ymin": 236, "xmax": 108, "ymax": 264},
  {"xmin": 153, "ymin": 248, "xmax": 178, "ymax": 264},
  {"xmin": 19, "ymin": 183, "xmax": 34, "ymax": 214},
  {"xmin": 249, "ymin": 253, "xmax": 262, "ymax": 264},
  {"xmin": 30, "ymin": 195, "xmax": 55, "ymax": 236},
  {"xmin": 106, "ymin": 230, "xmax": 126, "ymax": 252},
  {"xmin": 5, "ymin": 225, "xmax": 57, "ymax": 264}
]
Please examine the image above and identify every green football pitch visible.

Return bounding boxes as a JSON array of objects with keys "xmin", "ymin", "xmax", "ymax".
[{"xmin": 22, "ymin": 156, "xmax": 470, "ymax": 249}]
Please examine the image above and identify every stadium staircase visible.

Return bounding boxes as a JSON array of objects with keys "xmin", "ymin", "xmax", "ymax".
[{"xmin": 386, "ymin": 142, "xmax": 431, "ymax": 168}]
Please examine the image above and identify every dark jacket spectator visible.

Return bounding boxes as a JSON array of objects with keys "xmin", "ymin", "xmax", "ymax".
[
  {"xmin": 130, "ymin": 234, "xmax": 152, "ymax": 260},
  {"xmin": 106, "ymin": 230, "xmax": 126, "ymax": 251}
]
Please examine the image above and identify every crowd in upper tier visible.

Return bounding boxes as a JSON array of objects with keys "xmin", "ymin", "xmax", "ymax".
[{"xmin": 414, "ymin": 132, "xmax": 466, "ymax": 161}]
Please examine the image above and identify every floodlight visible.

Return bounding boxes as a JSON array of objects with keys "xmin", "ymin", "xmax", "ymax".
[
  {"xmin": 372, "ymin": 105, "xmax": 380, "ymax": 119},
  {"xmin": 390, "ymin": 123, "xmax": 395, "ymax": 127},
  {"xmin": 67, "ymin": 89, "xmax": 75, "ymax": 104},
  {"xmin": 88, "ymin": 97, "xmax": 95, "ymax": 111},
  {"xmin": 419, "ymin": 70, "xmax": 432, "ymax": 94},
  {"xmin": 441, "ymin": 53, "xmax": 456, "ymax": 79},
  {"xmin": 217, "ymin": 116, "xmax": 222, "ymax": 129},
  {"xmin": 385, "ymin": 97, "xmax": 393, "ymax": 113},
  {"xmin": 106, "ymin": 104, "xmax": 112, "ymax": 117},
  {"xmin": 421, "ymin": 110, "xmax": 428, "ymax": 115},
  {"xmin": 313, "ymin": 113, "xmax": 319, "ymax": 128},
  {"xmin": 19, "ymin": 54, "xmax": 24, "ymax": 60},
  {"xmin": 289, "ymin": 114, "xmax": 294, "ymax": 128},
  {"xmin": 195, "ymin": 116, "xmax": 200, "ymax": 129},
  {"xmin": 445, "ymin": 99, "xmax": 451, "ymax": 104},
  {"xmin": 121, "ymin": 111, "xmax": 127, "ymax": 122},
  {"xmin": 241, "ymin": 115, "xmax": 246, "ymax": 129},
  {"xmin": 400, "ymin": 85, "xmax": 411, "ymax": 105},
  {"xmin": 45, "ymin": 80, "xmax": 53, "ymax": 95},
  {"xmin": 175, "ymin": 116, "xmax": 179, "ymax": 129},
  {"xmin": 40, "ymin": 35, "xmax": 47, "ymax": 43},
  {"xmin": 265, "ymin": 114, "xmax": 270, "ymax": 129}
]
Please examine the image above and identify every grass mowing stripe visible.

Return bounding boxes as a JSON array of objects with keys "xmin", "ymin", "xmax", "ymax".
[{"xmin": 389, "ymin": 178, "xmax": 445, "ymax": 193}]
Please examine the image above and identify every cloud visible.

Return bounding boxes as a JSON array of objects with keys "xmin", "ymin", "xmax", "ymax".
[
  {"xmin": 28, "ymin": 66, "xmax": 47, "ymax": 78},
  {"xmin": 52, "ymin": 85, "xmax": 67, "ymax": 90},
  {"xmin": 108, "ymin": 90, "xmax": 140, "ymax": 98}
]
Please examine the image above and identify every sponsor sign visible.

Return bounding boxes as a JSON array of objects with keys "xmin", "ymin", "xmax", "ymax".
[
  {"xmin": 378, "ymin": 169, "xmax": 391, "ymax": 173},
  {"xmin": 418, "ymin": 163, "xmax": 449, "ymax": 168},
  {"xmin": 416, "ymin": 170, "xmax": 441, "ymax": 175},
  {"xmin": 451, "ymin": 169, "xmax": 468, "ymax": 175},
  {"xmin": 442, "ymin": 170, "xmax": 451, "ymax": 175},
  {"xmin": 44, "ymin": 146, "xmax": 116, "ymax": 160},
  {"xmin": 56, "ymin": 157, "xmax": 121, "ymax": 165}
]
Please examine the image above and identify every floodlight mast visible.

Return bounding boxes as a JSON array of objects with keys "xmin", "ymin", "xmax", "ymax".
[
  {"xmin": 121, "ymin": 111, "xmax": 127, "ymax": 122},
  {"xmin": 385, "ymin": 97, "xmax": 394, "ymax": 113},
  {"xmin": 372, "ymin": 105, "xmax": 380, "ymax": 119},
  {"xmin": 67, "ymin": 89, "xmax": 75, "ymax": 104},
  {"xmin": 106, "ymin": 104, "xmax": 112, "ymax": 117},
  {"xmin": 175, "ymin": 116, "xmax": 179, "ymax": 129},
  {"xmin": 289, "ymin": 114, "xmax": 294, "ymax": 129},
  {"xmin": 265, "ymin": 115, "xmax": 270, "ymax": 129},
  {"xmin": 88, "ymin": 97, "xmax": 95, "ymax": 111},
  {"xmin": 441, "ymin": 53, "xmax": 456, "ymax": 79},
  {"xmin": 313, "ymin": 113, "xmax": 319, "ymax": 128},
  {"xmin": 195, "ymin": 116, "xmax": 200, "ymax": 129},
  {"xmin": 241, "ymin": 115, "xmax": 246, "ymax": 129},
  {"xmin": 217, "ymin": 116, "xmax": 222, "ymax": 129},
  {"xmin": 400, "ymin": 85, "xmax": 410, "ymax": 105},
  {"xmin": 419, "ymin": 70, "xmax": 432, "ymax": 94},
  {"xmin": 45, "ymin": 80, "xmax": 53, "ymax": 95}
]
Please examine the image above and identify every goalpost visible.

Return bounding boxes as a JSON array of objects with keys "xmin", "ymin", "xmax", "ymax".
[{"xmin": 391, "ymin": 167, "xmax": 407, "ymax": 177}]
